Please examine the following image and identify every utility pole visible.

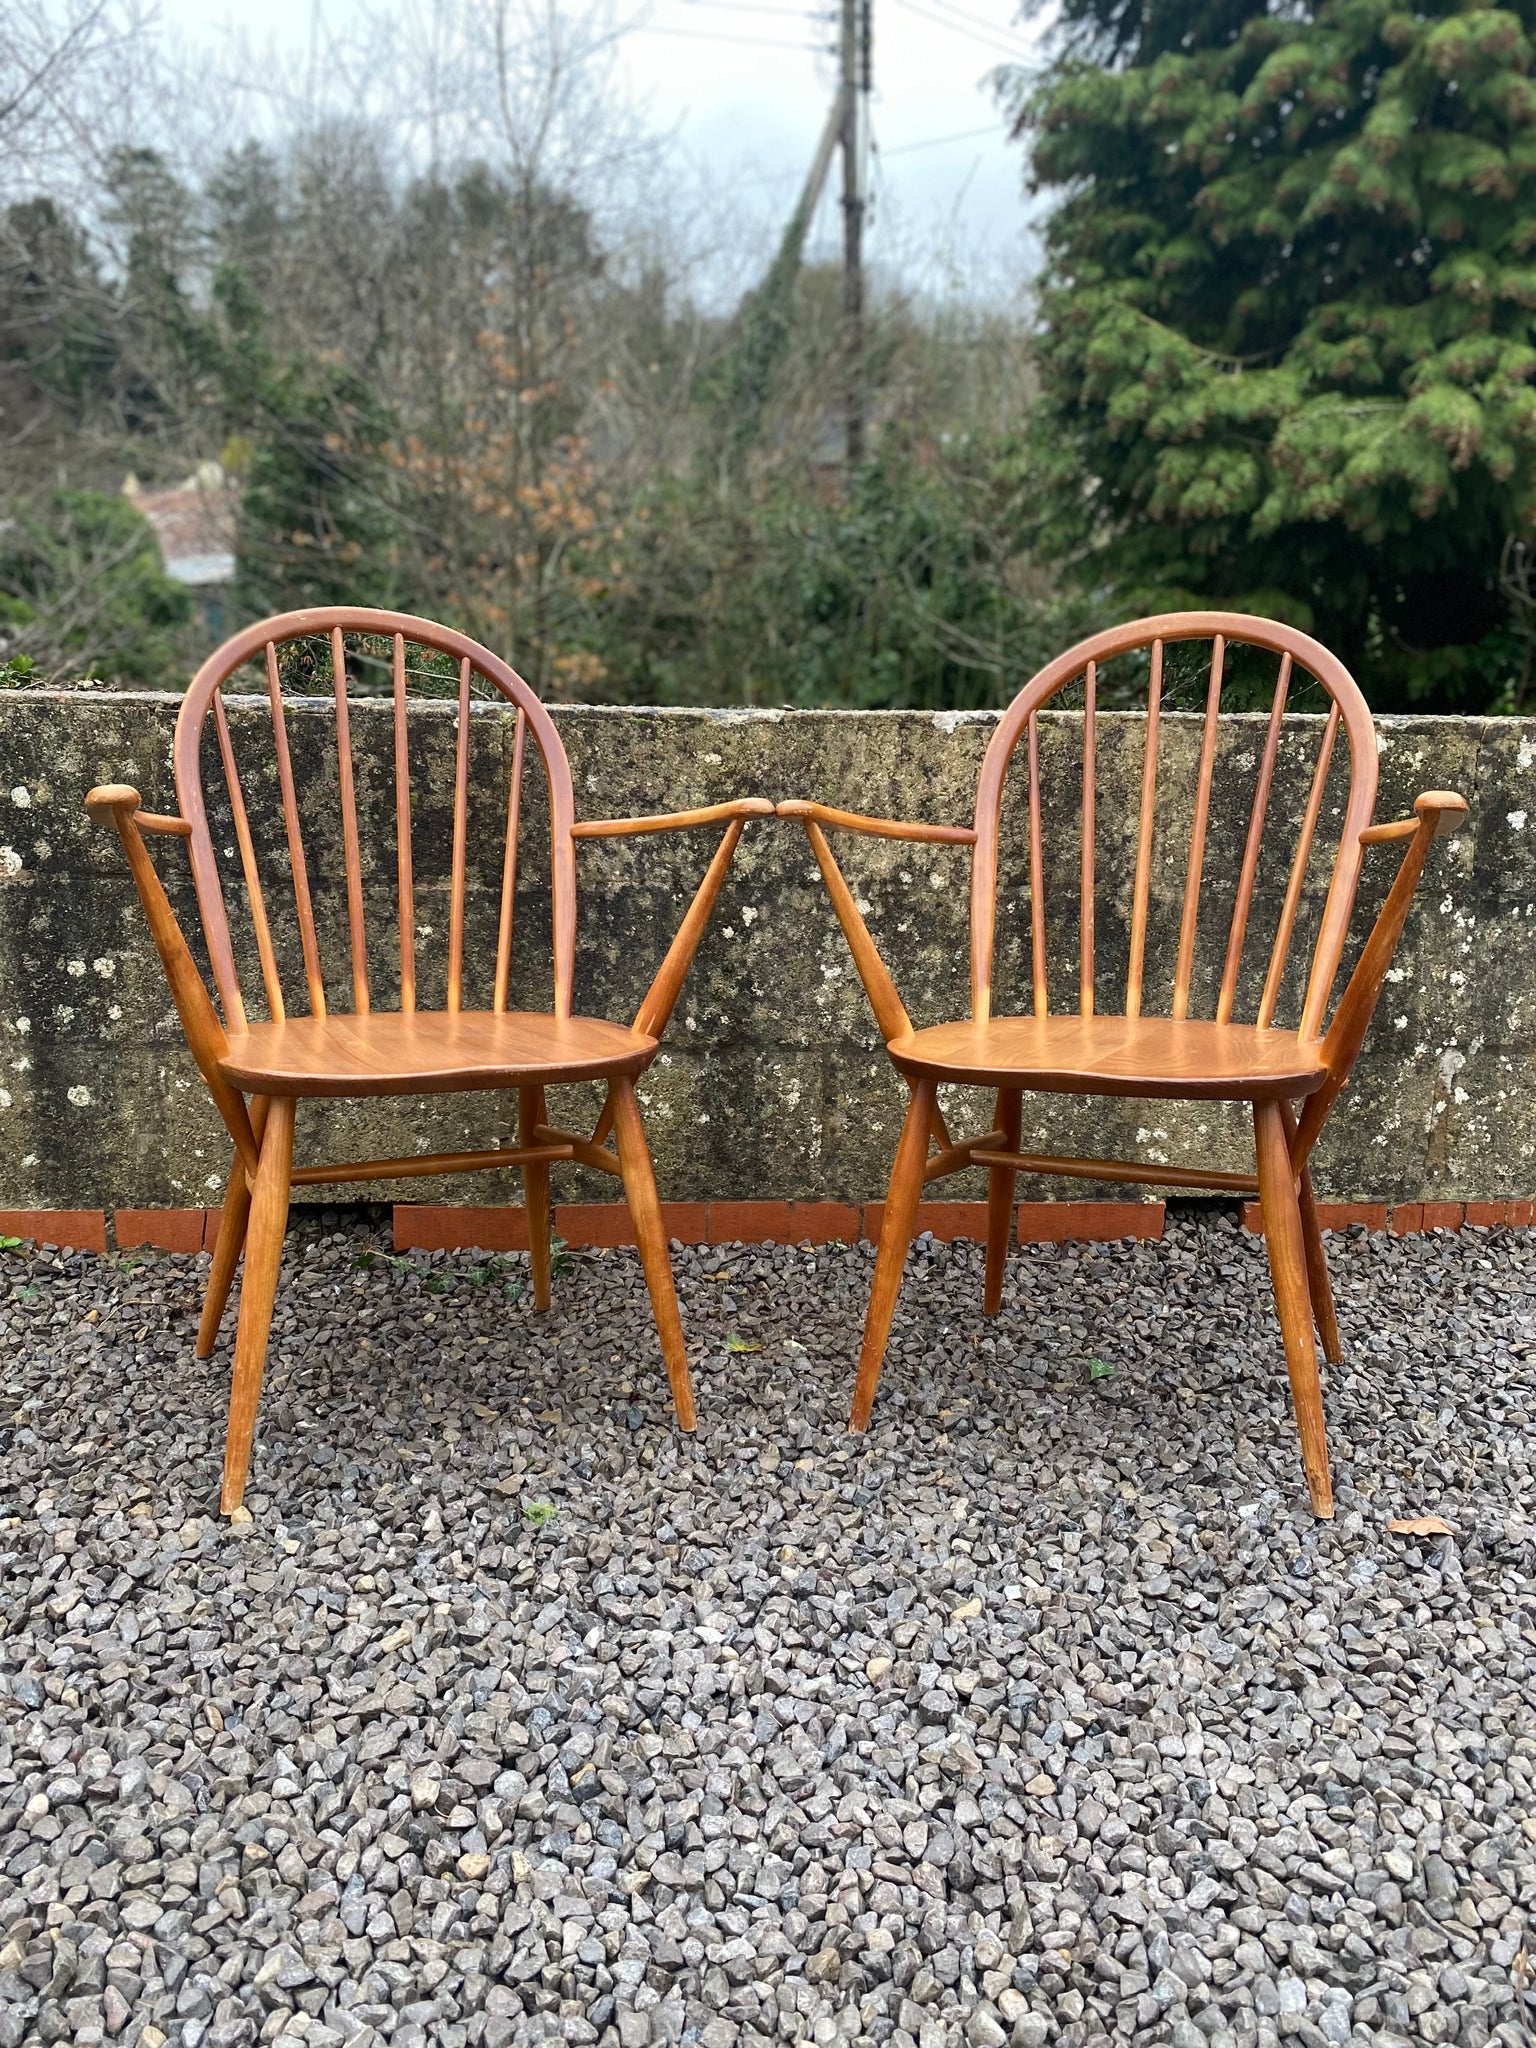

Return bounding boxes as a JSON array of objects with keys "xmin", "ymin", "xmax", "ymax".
[{"xmin": 841, "ymin": 0, "xmax": 870, "ymax": 472}]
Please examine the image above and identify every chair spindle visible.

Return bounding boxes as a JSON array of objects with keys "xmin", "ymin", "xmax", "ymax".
[
  {"xmin": 264, "ymin": 639, "xmax": 326, "ymax": 1016},
  {"xmin": 447, "ymin": 657, "xmax": 473, "ymax": 1014},
  {"xmin": 1028, "ymin": 709, "xmax": 1047, "ymax": 1017},
  {"xmin": 1259, "ymin": 701, "xmax": 1340, "ymax": 1029},
  {"xmin": 331, "ymin": 628, "xmax": 370, "ymax": 1015},
  {"xmin": 1217, "ymin": 651, "xmax": 1291, "ymax": 1026},
  {"xmin": 211, "ymin": 690, "xmax": 274, "ymax": 1028},
  {"xmin": 494, "ymin": 708, "xmax": 528, "ymax": 1014},
  {"xmin": 1125, "ymin": 638, "xmax": 1162, "ymax": 1019},
  {"xmin": 1080, "ymin": 660, "xmax": 1096, "ymax": 1017},
  {"xmin": 1173, "ymin": 632, "xmax": 1225, "ymax": 1021},
  {"xmin": 392, "ymin": 633, "xmax": 416, "ymax": 1015}
]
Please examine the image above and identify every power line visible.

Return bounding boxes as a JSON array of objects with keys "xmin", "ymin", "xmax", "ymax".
[
  {"xmin": 681, "ymin": 1, "xmax": 830, "ymax": 16},
  {"xmin": 626, "ymin": 21, "xmax": 829, "ymax": 49},
  {"xmin": 880, "ymin": 121, "xmax": 1004, "ymax": 155},
  {"xmin": 911, "ymin": 0, "xmax": 1031, "ymax": 45},
  {"xmin": 886, "ymin": 0, "xmax": 1029, "ymax": 58}
]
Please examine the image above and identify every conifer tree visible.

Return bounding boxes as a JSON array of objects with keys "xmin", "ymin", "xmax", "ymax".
[{"xmin": 1007, "ymin": 0, "xmax": 1536, "ymax": 706}]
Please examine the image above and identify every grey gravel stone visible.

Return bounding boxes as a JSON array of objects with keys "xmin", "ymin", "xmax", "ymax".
[{"xmin": 1, "ymin": 1211, "xmax": 1534, "ymax": 2048}]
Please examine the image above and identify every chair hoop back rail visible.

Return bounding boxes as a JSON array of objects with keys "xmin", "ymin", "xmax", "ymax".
[
  {"xmin": 778, "ymin": 610, "xmax": 1466, "ymax": 1518},
  {"xmin": 88, "ymin": 606, "xmax": 772, "ymax": 1513}
]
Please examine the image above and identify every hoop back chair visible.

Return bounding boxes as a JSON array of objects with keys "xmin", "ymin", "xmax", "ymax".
[
  {"xmin": 781, "ymin": 612, "xmax": 1466, "ymax": 1518},
  {"xmin": 87, "ymin": 607, "xmax": 770, "ymax": 1513}
]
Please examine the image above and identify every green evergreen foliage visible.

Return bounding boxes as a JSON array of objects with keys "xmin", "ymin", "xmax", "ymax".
[
  {"xmin": 0, "ymin": 490, "xmax": 191, "ymax": 684},
  {"xmin": 1008, "ymin": 0, "xmax": 1536, "ymax": 707}
]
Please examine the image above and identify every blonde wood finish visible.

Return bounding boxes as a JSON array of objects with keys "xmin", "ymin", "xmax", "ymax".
[
  {"xmin": 889, "ymin": 1014, "xmax": 1328, "ymax": 1099},
  {"xmin": 1259, "ymin": 702, "xmax": 1339, "ymax": 1030},
  {"xmin": 393, "ymin": 633, "xmax": 417, "ymax": 1014},
  {"xmin": 448, "ymin": 656, "xmax": 472, "ymax": 1016},
  {"xmin": 94, "ymin": 606, "xmax": 756, "ymax": 1503},
  {"xmin": 220, "ymin": 1010, "xmax": 655, "ymax": 1096},
  {"xmin": 610, "ymin": 1076, "xmax": 697, "ymax": 1431},
  {"xmin": 494, "ymin": 710, "xmax": 527, "ymax": 1014},
  {"xmin": 212, "ymin": 691, "xmax": 276, "ymax": 1026},
  {"xmin": 802, "ymin": 820, "xmax": 911, "ymax": 1041},
  {"xmin": 265, "ymin": 640, "xmax": 327, "ymax": 1017},
  {"xmin": 1282, "ymin": 1099, "xmax": 1342, "ymax": 1364},
  {"xmin": 1172, "ymin": 634, "xmax": 1225, "ymax": 1021},
  {"xmin": 521, "ymin": 1084, "xmax": 553, "ymax": 1312},
  {"xmin": 331, "ymin": 627, "xmax": 371, "ymax": 1015},
  {"xmin": 574, "ymin": 798, "xmax": 775, "ymax": 838},
  {"xmin": 84, "ymin": 786, "xmax": 258, "ymax": 1176},
  {"xmin": 222, "ymin": 1093, "xmax": 295, "ymax": 1513},
  {"xmin": 1217, "ymin": 653, "xmax": 1289, "ymax": 1027},
  {"xmin": 788, "ymin": 611, "xmax": 1459, "ymax": 1517},
  {"xmin": 776, "ymin": 799, "xmax": 975, "ymax": 845},
  {"xmin": 923, "ymin": 1127, "xmax": 1005, "ymax": 1184},
  {"xmin": 289, "ymin": 1142, "xmax": 573, "ymax": 1186},
  {"xmin": 198, "ymin": 1160, "xmax": 253, "ymax": 1358},
  {"xmin": 970, "ymin": 1148, "xmax": 1258, "ymax": 1194},
  {"xmin": 1125, "ymin": 639, "xmax": 1162, "ymax": 1018},
  {"xmin": 1254, "ymin": 1097, "xmax": 1333, "ymax": 1518},
  {"xmin": 631, "ymin": 817, "xmax": 746, "ymax": 1038},
  {"xmin": 1080, "ymin": 663, "xmax": 1096, "ymax": 1017},
  {"xmin": 533, "ymin": 1123, "xmax": 624, "ymax": 1177},
  {"xmin": 197, "ymin": 1097, "xmax": 270, "ymax": 1359},
  {"xmin": 850, "ymin": 1078, "xmax": 936, "ymax": 1431},
  {"xmin": 1027, "ymin": 711, "xmax": 1045, "ymax": 1021},
  {"xmin": 984, "ymin": 1089, "xmax": 1022, "ymax": 1315},
  {"xmin": 1293, "ymin": 791, "xmax": 1468, "ymax": 1166}
]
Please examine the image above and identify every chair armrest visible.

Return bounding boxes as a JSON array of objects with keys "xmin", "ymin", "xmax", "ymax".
[
  {"xmin": 1293, "ymin": 787, "xmax": 1467, "ymax": 1164},
  {"xmin": 84, "ymin": 783, "xmax": 257, "ymax": 1173},
  {"xmin": 572, "ymin": 798, "xmax": 775, "ymax": 839},
  {"xmin": 86, "ymin": 784, "xmax": 193, "ymax": 837},
  {"xmin": 1359, "ymin": 791, "xmax": 1467, "ymax": 846},
  {"xmin": 776, "ymin": 799, "xmax": 977, "ymax": 845}
]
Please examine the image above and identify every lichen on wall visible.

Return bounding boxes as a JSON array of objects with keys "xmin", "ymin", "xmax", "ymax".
[{"xmin": 0, "ymin": 693, "xmax": 1529, "ymax": 1208}]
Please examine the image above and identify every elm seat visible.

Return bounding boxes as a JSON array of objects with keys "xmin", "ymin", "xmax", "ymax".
[
  {"xmin": 887, "ymin": 1015, "xmax": 1328, "ymax": 1100},
  {"xmin": 219, "ymin": 1010, "xmax": 657, "ymax": 1098}
]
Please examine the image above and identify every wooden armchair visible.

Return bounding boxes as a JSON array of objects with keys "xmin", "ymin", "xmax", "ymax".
[
  {"xmin": 781, "ymin": 612, "xmax": 1466, "ymax": 1518},
  {"xmin": 87, "ymin": 607, "xmax": 770, "ymax": 1513}
]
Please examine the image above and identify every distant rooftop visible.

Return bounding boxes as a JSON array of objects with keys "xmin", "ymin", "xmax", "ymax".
[{"xmin": 123, "ymin": 462, "xmax": 237, "ymax": 588}]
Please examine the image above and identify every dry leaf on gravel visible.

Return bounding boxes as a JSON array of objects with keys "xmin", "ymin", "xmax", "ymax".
[{"xmin": 1387, "ymin": 1514, "xmax": 1455, "ymax": 1536}]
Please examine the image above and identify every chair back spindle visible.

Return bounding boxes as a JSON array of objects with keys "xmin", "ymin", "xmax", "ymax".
[
  {"xmin": 971, "ymin": 614, "xmax": 1378, "ymax": 1040},
  {"xmin": 331, "ymin": 626, "xmax": 370, "ymax": 1015},
  {"xmin": 175, "ymin": 608, "xmax": 579, "ymax": 1033}
]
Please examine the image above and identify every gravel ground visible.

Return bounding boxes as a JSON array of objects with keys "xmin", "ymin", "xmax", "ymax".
[{"xmin": 2, "ymin": 1210, "xmax": 1535, "ymax": 2048}]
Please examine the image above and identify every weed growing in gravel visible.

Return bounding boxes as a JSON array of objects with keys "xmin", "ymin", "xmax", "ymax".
[{"xmin": 522, "ymin": 1499, "xmax": 558, "ymax": 1527}]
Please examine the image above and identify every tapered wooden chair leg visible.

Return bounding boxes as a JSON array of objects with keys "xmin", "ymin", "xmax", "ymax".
[
  {"xmin": 851, "ymin": 1077, "xmax": 936, "ymax": 1432},
  {"xmin": 984, "ymin": 1086, "xmax": 1022, "ymax": 1315},
  {"xmin": 520, "ymin": 1084, "xmax": 552, "ymax": 1310},
  {"xmin": 609, "ymin": 1076, "xmax": 697, "ymax": 1431},
  {"xmin": 198, "ymin": 1099, "xmax": 269, "ymax": 1358},
  {"xmin": 1281, "ymin": 1100, "xmax": 1342, "ymax": 1364},
  {"xmin": 1254, "ymin": 1099, "xmax": 1333, "ymax": 1519},
  {"xmin": 1297, "ymin": 1160, "xmax": 1343, "ymax": 1364},
  {"xmin": 198, "ymin": 1167, "xmax": 252, "ymax": 1359},
  {"xmin": 221, "ymin": 1095, "xmax": 295, "ymax": 1515}
]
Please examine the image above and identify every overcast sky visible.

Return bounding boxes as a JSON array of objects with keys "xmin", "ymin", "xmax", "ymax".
[{"xmin": 158, "ymin": 0, "xmax": 1042, "ymax": 300}]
